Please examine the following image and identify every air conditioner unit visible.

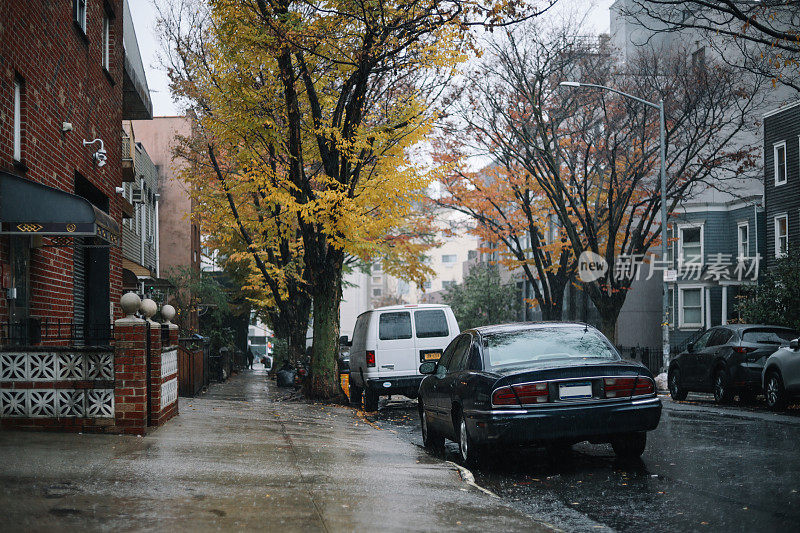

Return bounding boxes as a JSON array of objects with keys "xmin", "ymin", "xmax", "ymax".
[{"xmin": 131, "ymin": 187, "xmax": 144, "ymax": 204}]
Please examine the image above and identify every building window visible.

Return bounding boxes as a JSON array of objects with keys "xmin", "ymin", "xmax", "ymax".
[
  {"xmin": 372, "ymin": 288, "xmax": 382, "ymax": 297},
  {"xmin": 101, "ymin": 14, "xmax": 111, "ymax": 70},
  {"xmin": 774, "ymin": 141, "xmax": 787, "ymax": 186},
  {"xmin": 679, "ymin": 286, "xmax": 704, "ymax": 328},
  {"xmin": 74, "ymin": 0, "xmax": 87, "ymax": 33},
  {"xmin": 372, "ymin": 276, "xmax": 382, "ymax": 284},
  {"xmin": 774, "ymin": 214, "xmax": 788, "ymax": 258},
  {"xmin": 422, "ymin": 281, "xmax": 432, "ymax": 289},
  {"xmin": 442, "ymin": 280, "xmax": 456, "ymax": 289},
  {"xmin": 372, "ymin": 263, "xmax": 382, "ymax": 273},
  {"xmin": 667, "ymin": 287, "xmax": 675, "ymax": 327},
  {"xmin": 679, "ymin": 224, "xmax": 703, "ymax": 264},
  {"xmin": 194, "ymin": 250, "xmax": 198, "ymax": 263},
  {"xmin": 441, "ymin": 254, "xmax": 457, "ymax": 264},
  {"xmin": 13, "ymin": 78, "xmax": 22, "ymax": 162},
  {"xmin": 737, "ymin": 222, "xmax": 749, "ymax": 259}
]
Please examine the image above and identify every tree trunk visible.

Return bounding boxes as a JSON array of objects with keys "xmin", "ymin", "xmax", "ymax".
[
  {"xmin": 287, "ymin": 326, "xmax": 307, "ymax": 365},
  {"xmin": 598, "ymin": 307, "xmax": 620, "ymax": 344},
  {"xmin": 308, "ymin": 269, "xmax": 344, "ymax": 401}
]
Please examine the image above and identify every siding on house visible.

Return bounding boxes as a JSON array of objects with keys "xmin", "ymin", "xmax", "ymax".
[
  {"xmin": 121, "ymin": 143, "xmax": 159, "ymax": 276},
  {"xmin": 764, "ymin": 100, "xmax": 800, "ymax": 267}
]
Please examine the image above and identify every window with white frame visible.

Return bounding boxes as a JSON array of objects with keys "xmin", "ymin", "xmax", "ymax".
[
  {"xmin": 737, "ymin": 222, "xmax": 749, "ymax": 259},
  {"xmin": 679, "ymin": 225, "xmax": 703, "ymax": 264},
  {"xmin": 679, "ymin": 286, "xmax": 704, "ymax": 328},
  {"xmin": 74, "ymin": 0, "xmax": 87, "ymax": 33},
  {"xmin": 13, "ymin": 78, "xmax": 22, "ymax": 161},
  {"xmin": 101, "ymin": 14, "xmax": 111, "ymax": 70},
  {"xmin": 441, "ymin": 254, "xmax": 457, "ymax": 264},
  {"xmin": 774, "ymin": 214, "xmax": 788, "ymax": 258},
  {"xmin": 422, "ymin": 281, "xmax": 432, "ymax": 289},
  {"xmin": 372, "ymin": 288, "xmax": 382, "ymax": 297},
  {"xmin": 774, "ymin": 141, "xmax": 787, "ymax": 186}
]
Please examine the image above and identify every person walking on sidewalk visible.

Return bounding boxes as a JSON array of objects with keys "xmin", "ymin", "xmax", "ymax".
[{"xmin": 247, "ymin": 347, "xmax": 254, "ymax": 369}]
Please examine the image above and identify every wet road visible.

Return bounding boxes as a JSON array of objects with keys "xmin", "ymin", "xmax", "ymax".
[{"xmin": 368, "ymin": 393, "xmax": 800, "ymax": 533}]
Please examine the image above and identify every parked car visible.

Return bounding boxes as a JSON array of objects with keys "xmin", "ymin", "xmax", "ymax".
[
  {"xmin": 668, "ymin": 325, "xmax": 800, "ymax": 403},
  {"xmin": 417, "ymin": 323, "xmax": 662, "ymax": 464},
  {"xmin": 762, "ymin": 337, "xmax": 800, "ymax": 410},
  {"xmin": 348, "ymin": 304, "xmax": 460, "ymax": 411}
]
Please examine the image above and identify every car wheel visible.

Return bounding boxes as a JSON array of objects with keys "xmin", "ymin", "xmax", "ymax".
[
  {"xmin": 669, "ymin": 368, "xmax": 688, "ymax": 401},
  {"xmin": 611, "ymin": 432, "xmax": 647, "ymax": 458},
  {"xmin": 364, "ymin": 388, "xmax": 379, "ymax": 412},
  {"xmin": 419, "ymin": 404, "xmax": 444, "ymax": 450},
  {"xmin": 348, "ymin": 382, "xmax": 363, "ymax": 406},
  {"xmin": 457, "ymin": 413, "xmax": 485, "ymax": 467},
  {"xmin": 713, "ymin": 369, "xmax": 734, "ymax": 404},
  {"xmin": 765, "ymin": 371, "xmax": 788, "ymax": 411}
]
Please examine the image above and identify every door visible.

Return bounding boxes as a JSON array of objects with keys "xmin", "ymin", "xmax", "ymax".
[
  {"xmin": 697, "ymin": 328, "xmax": 733, "ymax": 387},
  {"xmin": 684, "ymin": 329, "xmax": 715, "ymax": 387},
  {"xmin": 413, "ymin": 308, "xmax": 451, "ymax": 369},
  {"xmin": 426, "ymin": 335, "xmax": 465, "ymax": 429},
  {"xmin": 432, "ymin": 334, "xmax": 472, "ymax": 436},
  {"xmin": 375, "ymin": 311, "xmax": 414, "ymax": 375}
]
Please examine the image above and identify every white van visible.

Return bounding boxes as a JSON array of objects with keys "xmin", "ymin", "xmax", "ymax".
[{"xmin": 347, "ymin": 304, "xmax": 459, "ymax": 411}]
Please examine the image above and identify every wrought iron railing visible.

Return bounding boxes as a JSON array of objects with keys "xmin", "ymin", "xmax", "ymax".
[{"xmin": 1, "ymin": 319, "xmax": 114, "ymax": 350}]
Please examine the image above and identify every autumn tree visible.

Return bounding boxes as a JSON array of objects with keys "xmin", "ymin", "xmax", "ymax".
[
  {"xmin": 158, "ymin": 0, "xmax": 558, "ymax": 398},
  {"xmin": 434, "ymin": 158, "xmax": 574, "ymax": 320},
  {"xmin": 458, "ymin": 20, "xmax": 766, "ymax": 340},
  {"xmin": 619, "ymin": 0, "xmax": 800, "ymax": 91}
]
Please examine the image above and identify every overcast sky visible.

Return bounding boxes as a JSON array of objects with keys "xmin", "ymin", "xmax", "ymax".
[{"xmin": 130, "ymin": 0, "xmax": 615, "ymax": 117}]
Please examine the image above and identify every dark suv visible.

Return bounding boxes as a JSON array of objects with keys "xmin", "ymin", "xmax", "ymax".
[{"xmin": 669, "ymin": 325, "xmax": 799, "ymax": 403}]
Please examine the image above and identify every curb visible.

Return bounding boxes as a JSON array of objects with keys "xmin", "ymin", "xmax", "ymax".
[{"xmin": 445, "ymin": 460, "xmax": 500, "ymax": 498}]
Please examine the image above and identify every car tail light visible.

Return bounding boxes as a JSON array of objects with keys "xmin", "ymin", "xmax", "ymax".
[
  {"xmin": 512, "ymin": 382, "xmax": 549, "ymax": 404},
  {"xmin": 604, "ymin": 377, "xmax": 636, "ymax": 398},
  {"xmin": 366, "ymin": 350, "xmax": 375, "ymax": 367},
  {"xmin": 634, "ymin": 377, "xmax": 655, "ymax": 395},
  {"xmin": 604, "ymin": 376, "xmax": 655, "ymax": 397},
  {"xmin": 733, "ymin": 346, "xmax": 756, "ymax": 354},
  {"xmin": 492, "ymin": 386, "xmax": 519, "ymax": 406}
]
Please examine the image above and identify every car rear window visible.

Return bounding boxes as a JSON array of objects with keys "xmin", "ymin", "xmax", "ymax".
[
  {"xmin": 378, "ymin": 312, "xmax": 412, "ymax": 340},
  {"xmin": 414, "ymin": 310, "xmax": 449, "ymax": 338},
  {"xmin": 484, "ymin": 327, "xmax": 619, "ymax": 369},
  {"xmin": 742, "ymin": 328, "xmax": 799, "ymax": 344}
]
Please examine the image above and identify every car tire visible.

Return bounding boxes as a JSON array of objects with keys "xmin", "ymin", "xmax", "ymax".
[
  {"xmin": 457, "ymin": 412, "xmax": 485, "ymax": 467},
  {"xmin": 765, "ymin": 371, "xmax": 788, "ymax": 411},
  {"xmin": 713, "ymin": 369, "xmax": 734, "ymax": 404},
  {"xmin": 364, "ymin": 388, "xmax": 379, "ymax": 412},
  {"xmin": 419, "ymin": 403, "xmax": 444, "ymax": 450},
  {"xmin": 668, "ymin": 368, "xmax": 688, "ymax": 401},
  {"xmin": 349, "ymin": 382, "xmax": 363, "ymax": 406},
  {"xmin": 611, "ymin": 432, "xmax": 647, "ymax": 458}
]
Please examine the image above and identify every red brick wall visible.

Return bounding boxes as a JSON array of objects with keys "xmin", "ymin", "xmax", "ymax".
[
  {"xmin": 113, "ymin": 319, "xmax": 149, "ymax": 435},
  {"xmin": 0, "ymin": 0, "xmax": 125, "ymax": 325}
]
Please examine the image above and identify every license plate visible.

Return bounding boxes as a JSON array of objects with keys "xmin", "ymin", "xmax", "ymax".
[
  {"xmin": 559, "ymin": 381, "xmax": 592, "ymax": 400},
  {"xmin": 422, "ymin": 351, "xmax": 442, "ymax": 361}
]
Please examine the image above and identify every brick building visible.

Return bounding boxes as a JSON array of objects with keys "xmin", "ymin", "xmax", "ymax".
[{"xmin": 0, "ymin": 0, "xmax": 151, "ymax": 345}]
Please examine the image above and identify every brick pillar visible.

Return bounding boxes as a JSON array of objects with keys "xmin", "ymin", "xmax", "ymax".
[
  {"xmin": 168, "ymin": 323, "xmax": 179, "ymax": 347},
  {"xmin": 114, "ymin": 317, "xmax": 148, "ymax": 435}
]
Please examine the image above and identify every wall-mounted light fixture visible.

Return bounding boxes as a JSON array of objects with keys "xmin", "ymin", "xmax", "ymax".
[{"xmin": 82, "ymin": 138, "xmax": 107, "ymax": 167}]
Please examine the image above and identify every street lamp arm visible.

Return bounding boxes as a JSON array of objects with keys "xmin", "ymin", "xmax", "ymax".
[{"xmin": 559, "ymin": 81, "xmax": 659, "ymax": 109}]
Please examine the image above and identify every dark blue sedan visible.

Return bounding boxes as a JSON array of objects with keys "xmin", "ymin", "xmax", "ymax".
[{"xmin": 417, "ymin": 323, "xmax": 662, "ymax": 464}]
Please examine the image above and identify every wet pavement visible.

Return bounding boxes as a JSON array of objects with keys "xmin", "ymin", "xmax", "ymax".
[
  {"xmin": 369, "ymin": 393, "xmax": 800, "ymax": 533},
  {"xmin": 0, "ymin": 370, "xmax": 553, "ymax": 532}
]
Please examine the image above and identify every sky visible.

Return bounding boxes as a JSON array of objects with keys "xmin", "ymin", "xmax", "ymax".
[{"xmin": 129, "ymin": 0, "xmax": 616, "ymax": 117}]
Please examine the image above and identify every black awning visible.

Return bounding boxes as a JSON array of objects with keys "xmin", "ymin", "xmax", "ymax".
[{"xmin": 0, "ymin": 171, "xmax": 119, "ymax": 244}]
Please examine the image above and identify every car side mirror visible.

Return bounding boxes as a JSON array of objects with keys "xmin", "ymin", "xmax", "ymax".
[
  {"xmin": 687, "ymin": 343, "xmax": 695, "ymax": 353},
  {"xmin": 790, "ymin": 339, "xmax": 799, "ymax": 351},
  {"xmin": 339, "ymin": 335, "xmax": 352, "ymax": 347},
  {"xmin": 419, "ymin": 361, "xmax": 437, "ymax": 374}
]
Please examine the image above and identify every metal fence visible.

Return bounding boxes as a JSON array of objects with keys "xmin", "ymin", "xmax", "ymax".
[
  {"xmin": 616, "ymin": 345, "xmax": 664, "ymax": 375},
  {"xmin": 1, "ymin": 319, "xmax": 114, "ymax": 350}
]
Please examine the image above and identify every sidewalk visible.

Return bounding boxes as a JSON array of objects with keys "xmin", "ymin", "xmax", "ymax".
[{"xmin": 0, "ymin": 370, "xmax": 553, "ymax": 532}]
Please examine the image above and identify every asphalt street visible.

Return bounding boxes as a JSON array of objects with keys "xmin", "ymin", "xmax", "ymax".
[{"xmin": 367, "ymin": 393, "xmax": 800, "ymax": 533}]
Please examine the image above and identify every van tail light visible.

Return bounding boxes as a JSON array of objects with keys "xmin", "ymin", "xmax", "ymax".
[
  {"xmin": 512, "ymin": 382, "xmax": 549, "ymax": 404},
  {"xmin": 733, "ymin": 346, "xmax": 756, "ymax": 354},
  {"xmin": 366, "ymin": 350, "xmax": 375, "ymax": 367},
  {"xmin": 491, "ymin": 386, "xmax": 519, "ymax": 406},
  {"xmin": 604, "ymin": 376, "xmax": 654, "ymax": 397}
]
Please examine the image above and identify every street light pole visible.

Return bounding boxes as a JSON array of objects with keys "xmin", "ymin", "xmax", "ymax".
[{"xmin": 559, "ymin": 81, "xmax": 670, "ymax": 373}]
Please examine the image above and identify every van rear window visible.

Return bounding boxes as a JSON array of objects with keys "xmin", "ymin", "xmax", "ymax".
[
  {"xmin": 379, "ymin": 312, "xmax": 412, "ymax": 340},
  {"xmin": 414, "ymin": 310, "xmax": 449, "ymax": 338}
]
